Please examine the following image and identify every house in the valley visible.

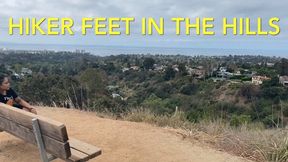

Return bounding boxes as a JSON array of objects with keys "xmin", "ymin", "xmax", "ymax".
[
  {"xmin": 279, "ymin": 76, "xmax": 288, "ymax": 87},
  {"xmin": 154, "ymin": 64, "xmax": 166, "ymax": 72},
  {"xmin": 172, "ymin": 64, "xmax": 179, "ymax": 72},
  {"xmin": 21, "ymin": 67, "xmax": 32, "ymax": 76},
  {"xmin": 187, "ymin": 68, "xmax": 206, "ymax": 79},
  {"xmin": 112, "ymin": 93, "xmax": 124, "ymax": 100},
  {"xmin": 122, "ymin": 67, "xmax": 130, "ymax": 72},
  {"xmin": 252, "ymin": 75, "xmax": 271, "ymax": 85},
  {"xmin": 266, "ymin": 62, "xmax": 275, "ymax": 67},
  {"xmin": 130, "ymin": 66, "xmax": 140, "ymax": 71},
  {"xmin": 216, "ymin": 67, "xmax": 233, "ymax": 78}
]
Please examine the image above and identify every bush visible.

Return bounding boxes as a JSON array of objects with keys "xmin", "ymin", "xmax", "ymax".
[
  {"xmin": 180, "ymin": 83, "xmax": 197, "ymax": 95},
  {"xmin": 141, "ymin": 94, "xmax": 175, "ymax": 115},
  {"xmin": 261, "ymin": 87, "xmax": 286, "ymax": 99},
  {"xmin": 230, "ymin": 115, "xmax": 251, "ymax": 127},
  {"xmin": 154, "ymin": 83, "xmax": 174, "ymax": 98},
  {"xmin": 238, "ymin": 84, "xmax": 260, "ymax": 100}
]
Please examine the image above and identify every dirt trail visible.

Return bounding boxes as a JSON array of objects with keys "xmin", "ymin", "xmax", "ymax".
[{"xmin": 0, "ymin": 107, "xmax": 251, "ymax": 162}]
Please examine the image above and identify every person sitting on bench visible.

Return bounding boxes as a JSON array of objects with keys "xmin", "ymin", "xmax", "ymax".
[{"xmin": 0, "ymin": 74, "xmax": 37, "ymax": 114}]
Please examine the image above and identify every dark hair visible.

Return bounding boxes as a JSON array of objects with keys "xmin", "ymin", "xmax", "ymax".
[{"xmin": 0, "ymin": 74, "xmax": 8, "ymax": 85}]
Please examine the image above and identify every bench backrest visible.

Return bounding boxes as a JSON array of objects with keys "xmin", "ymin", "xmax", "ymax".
[{"xmin": 0, "ymin": 103, "xmax": 71, "ymax": 159}]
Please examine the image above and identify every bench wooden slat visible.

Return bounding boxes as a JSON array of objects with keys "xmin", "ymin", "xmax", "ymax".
[
  {"xmin": 68, "ymin": 148, "xmax": 92, "ymax": 162},
  {"xmin": 0, "ymin": 103, "xmax": 68, "ymax": 142},
  {"xmin": 0, "ymin": 115, "xmax": 71, "ymax": 159},
  {"xmin": 69, "ymin": 138, "xmax": 102, "ymax": 157}
]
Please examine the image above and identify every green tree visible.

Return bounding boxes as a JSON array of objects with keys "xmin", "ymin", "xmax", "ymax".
[
  {"xmin": 238, "ymin": 84, "xmax": 259, "ymax": 100},
  {"xmin": 230, "ymin": 115, "xmax": 251, "ymax": 127},
  {"xmin": 180, "ymin": 83, "xmax": 197, "ymax": 95},
  {"xmin": 143, "ymin": 58, "xmax": 155, "ymax": 70},
  {"xmin": 79, "ymin": 68, "xmax": 107, "ymax": 96},
  {"xmin": 178, "ymin": 63, "xmax": 188, "ymax": 76},
  {"xmin": 276, "ymin": 58, "xmax": 288, "ymax": 76},
  {"xmin": 164, "ymin": 66, "xmax": 176, "ymax": 81}
]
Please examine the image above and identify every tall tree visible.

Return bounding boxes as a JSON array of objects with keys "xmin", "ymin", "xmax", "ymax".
[
  {"xmin": 276, "ymin": 58, "xmax": 288, "ymax": 76},
  {"xmin": 143, "ymin": 58, "xmax": 155, "ymax": 70},
  {"xmin": 164, "ymin": 66, "xmax": 176, "ymax": 81}
]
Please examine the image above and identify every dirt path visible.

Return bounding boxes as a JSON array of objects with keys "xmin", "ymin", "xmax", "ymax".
[{"xmin": 0, "ymin": 107, "xmax": 251, "ymax": 162}]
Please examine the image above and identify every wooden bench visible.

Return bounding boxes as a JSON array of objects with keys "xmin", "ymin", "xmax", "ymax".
[{"xmin": 0, "ymin": 103, "xmax": 101, "ymax": 162}]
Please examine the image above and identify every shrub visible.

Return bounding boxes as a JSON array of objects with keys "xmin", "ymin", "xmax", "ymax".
[
  {"xmin": 230, "ymin": 115, "xmax": 251, "ymax": 127},
  {"xmin": 180, "ymin": 83, "xmax": 198, "ymax": 95}
]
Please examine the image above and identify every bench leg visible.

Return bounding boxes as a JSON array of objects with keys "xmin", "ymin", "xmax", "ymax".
[{"xmin": 32, "ymin": 118, "xmax": 57, "ymax": 162}]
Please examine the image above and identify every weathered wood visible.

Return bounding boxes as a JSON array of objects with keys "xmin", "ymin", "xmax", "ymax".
[
  {"xmin": 69, "ymin": 148, "xmax": 91, "ymax": 162},
  {"xmin": 69, "ymin": 138, "xmax": 102, "ymax": 158},
  {"xmin": 0, "ymin": 115, "xmax": 71, "ymax": 159},
  {"xmin": 0, "ymin": 103, "xmax": 68, "ymax": 142},
  {"xmin": 0, "ymin": 103, "xmax": 101, "ymax": 161}
]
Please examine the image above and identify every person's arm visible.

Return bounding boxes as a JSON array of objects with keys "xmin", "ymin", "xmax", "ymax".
[{"xmin": 15, "ymin": 97, "xmax": 37, "ymax": 113}]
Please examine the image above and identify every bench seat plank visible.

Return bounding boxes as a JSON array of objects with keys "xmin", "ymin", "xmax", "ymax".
[
  {"xmin": 68, "ymin": 148, "xmax": 91, "ymax": 162},
  {"xmin": 68, "ymin": 138, "xmax": 102, "ymax": 162}
]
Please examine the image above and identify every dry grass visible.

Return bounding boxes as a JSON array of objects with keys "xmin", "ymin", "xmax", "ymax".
[{"xmin": 123, "ymin": 109, "xmax": 288, "ymax": 162}]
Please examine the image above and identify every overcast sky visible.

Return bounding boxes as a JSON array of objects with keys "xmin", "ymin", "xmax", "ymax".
[{"xmin": 0, "ymin": 0, "xmax": 288, "ymax": 51}]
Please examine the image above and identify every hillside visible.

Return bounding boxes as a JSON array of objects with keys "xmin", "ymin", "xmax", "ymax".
[{"xmin": 0, "ymin": 107, "xmax": 251, "ymax": 162}]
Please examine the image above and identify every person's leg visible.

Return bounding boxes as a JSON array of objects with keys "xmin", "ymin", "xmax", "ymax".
[{"xmin": 12, "ymin": 103, "xmax": 23, "ymax": 109}]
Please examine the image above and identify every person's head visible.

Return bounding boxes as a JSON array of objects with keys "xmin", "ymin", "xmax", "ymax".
[{"xmin": 0, "ymin": 74, "xmax": 10, "ymax": 91}]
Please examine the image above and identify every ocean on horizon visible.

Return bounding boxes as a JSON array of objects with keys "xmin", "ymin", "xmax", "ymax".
[{"xmin": 0, "ymin": 44, "xmax": 287, "ymax": 58}]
